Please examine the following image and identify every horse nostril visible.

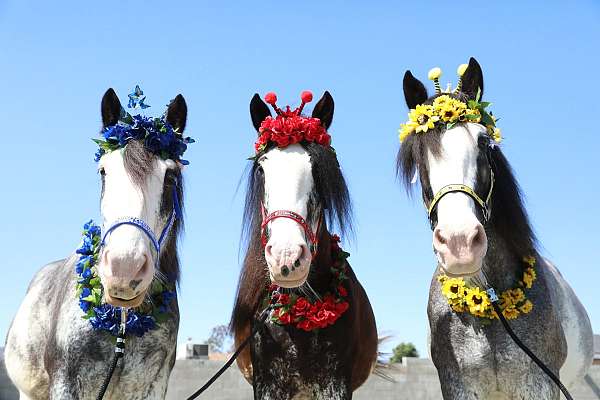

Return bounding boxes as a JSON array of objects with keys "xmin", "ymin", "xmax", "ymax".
[
  {"xmin": 468, "ymin": 224, "xmax": 486, "ymax": 249},
  {"xmin": 434, "ymin": 228, "xmax": 447, "ymax": 246},
  {"xmin": 281, "ymin": 266, "xmax": 290, "ymax": 277}
]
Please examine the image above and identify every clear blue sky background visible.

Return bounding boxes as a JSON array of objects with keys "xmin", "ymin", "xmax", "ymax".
[{"xmin": 1, "ymin": 1, "xmax": 598, "ymax": 357}]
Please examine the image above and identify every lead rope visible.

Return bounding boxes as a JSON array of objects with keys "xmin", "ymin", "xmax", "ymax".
[
  {"xmin": 185, "ymin": 306, "xmax": 272, "ymax": 400},
  {"xmin": 485, "ymin": 288, "xmax": 574, "ymax": 400},
  {"xmin": 95, "ymin": 308, "xmax": 127, "ymax": 400}
]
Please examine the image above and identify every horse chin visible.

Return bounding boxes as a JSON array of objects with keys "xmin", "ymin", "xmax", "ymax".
[
  {"xmin": 104, "ymin": 290, "xmax": 147, "ymax": 308},
  {"xmin": 269, "ymin": 273, "xmax": 308, "ymax": 289},
  {"xmin": 439, "ymin": 261, "xmax": 483, "ymax": 278}
]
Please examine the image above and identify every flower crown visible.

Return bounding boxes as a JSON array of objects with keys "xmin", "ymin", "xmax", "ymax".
[
  {"xmin": 94, "ymin": 86, "xmax": 195, "ymax": 164},
  {"xmin": 254, "ymin": 91, "xmax": 331, "ymax": 153},
  {"xmin": 399, "ymin": 64, "xmax": 501, "ymax": 143}
]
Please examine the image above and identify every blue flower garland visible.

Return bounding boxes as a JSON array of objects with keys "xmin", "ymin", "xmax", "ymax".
[
  {"xmin": 93, "ymin": 86, "xmax": 194, "ymax": 164},
  {"xmin": 75, "ymin": 220, "xmax": 176, "ymax": 337}
]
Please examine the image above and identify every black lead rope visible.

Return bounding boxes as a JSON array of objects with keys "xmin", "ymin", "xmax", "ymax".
[
  {"xmin": 486, "ymin": 289, "xmax": 574, "ymax": 400},
  {"xmin": 185, "ymin": 307, "xmax": 271, "ymax": 400},
  {"xmin": 96, "ymin": 313, "xmax": 127, "ymax": 400}
]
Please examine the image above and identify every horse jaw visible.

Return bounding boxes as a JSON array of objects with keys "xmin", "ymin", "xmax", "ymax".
[
  {"xmin": 427, "ymin": 123, "xmax": 487, "ymax": 276},
  {"xmin": 260, "ymin": 144, "xmax": 314, "ymax": 287},
  {"xmin": 96, "ymin": 149, "xmax": 170, "ymax": 306}
]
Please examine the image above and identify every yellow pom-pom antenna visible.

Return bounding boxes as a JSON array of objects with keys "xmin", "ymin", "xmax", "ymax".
[
  {"xmin": 428, "ymin": 67, "xmax": 442, "ymax": 94},
  {"xmin": 454, "ymin": 63, "xmax": 469, "ymax": 94}
]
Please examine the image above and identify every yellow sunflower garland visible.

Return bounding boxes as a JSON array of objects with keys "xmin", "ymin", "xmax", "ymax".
[{"xmin": 438, "ymin": 256, "xmax": 537, "ymax": 320}]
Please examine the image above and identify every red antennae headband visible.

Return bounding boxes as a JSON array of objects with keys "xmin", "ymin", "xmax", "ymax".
[{"xmin": 255, "ymin": 91, "xmax": 331, "ymax": 153}]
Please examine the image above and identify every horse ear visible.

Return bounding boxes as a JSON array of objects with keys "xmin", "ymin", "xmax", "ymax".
[
  {"xmin": 101, "ymin": 88, "xmax": 122, "ymax": 128},
  {"xmin": 403, "ymin": 71, "xmax": 428, "ymax": 109},
  {"xmin": 461, "ymin": 57, "xmax": 484, "ymax": 100},
  {"xmin": 250, "ymin": 93, "xmax": 272, "ymax": 132},
  {"xmin": 166, "ymin": 94, "xmax": 188, "ymax": 133},
  {"xmin": 312, "ymin": 91, "xmax": 334, "ymax": 130}
]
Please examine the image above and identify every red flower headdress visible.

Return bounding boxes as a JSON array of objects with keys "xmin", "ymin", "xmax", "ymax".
[{"xmin": 254, "ymin": 91, "xmax": 332, "ymax": 153}]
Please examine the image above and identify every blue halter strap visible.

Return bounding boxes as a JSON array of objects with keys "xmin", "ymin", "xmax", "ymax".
[{"xmin": 100, "ymin": 181, "xmax": 182, "ymax": 262}]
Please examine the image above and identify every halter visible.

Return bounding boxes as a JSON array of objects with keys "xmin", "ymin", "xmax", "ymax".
[
  {"xmin": 427, "ymin": 168, "xmax": 495, "ymax": 229},
  {"xmin": 260, "ymin": 204, "xmax": 321, "ymax": 259},
  {"xmin": 100, "ymin": 180, "xmax": 183, "ymax": 265}
]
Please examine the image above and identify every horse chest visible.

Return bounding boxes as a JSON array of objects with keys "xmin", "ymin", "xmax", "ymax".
[{"xmin": 250, "ymin": 323, "xmax": 352, "ymax": 400}]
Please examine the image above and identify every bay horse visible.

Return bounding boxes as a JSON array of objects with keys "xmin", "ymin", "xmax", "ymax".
[
  {"xmin": 397, "ymin": 57, "xmax": 593, "ymax": 399},
  {"xmin": 231, "ymin": 91, "xmax": 378, "ymax": 399},
  {"xmin": 4, "ymin": 88, "xmax": 190, "ymax": 399}
]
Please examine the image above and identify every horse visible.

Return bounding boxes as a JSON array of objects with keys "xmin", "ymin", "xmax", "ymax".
[
  {"xmin": 4, "ymin": 88, "xmax": 190, "ymax": 400},
  {"xmin": 231, "ymin": 91, "xmax": 378, "ymax": 399},
  {"xmin": 397, "ymin": 57, "xmax": 593, "ymax": 399}
]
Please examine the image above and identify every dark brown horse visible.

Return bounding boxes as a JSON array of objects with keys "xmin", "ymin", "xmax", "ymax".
[{"xmin": 231, "ymin": 91, "xmax": 378, "ymax": 399}]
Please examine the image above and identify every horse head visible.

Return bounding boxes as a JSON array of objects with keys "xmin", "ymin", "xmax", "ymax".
[{"xmin": 96, "ymin": 88, "xmax": 187, "ymax": 307}]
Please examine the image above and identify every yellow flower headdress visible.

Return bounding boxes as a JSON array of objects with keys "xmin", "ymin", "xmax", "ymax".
[{"xmin": 399, "ymin": 63, "xmax": 501, "ymax": 143}]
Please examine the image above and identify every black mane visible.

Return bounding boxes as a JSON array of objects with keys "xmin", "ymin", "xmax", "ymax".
[{"xmin": 396, "ymin": 125, "xmax": 537, "ymax": 257}]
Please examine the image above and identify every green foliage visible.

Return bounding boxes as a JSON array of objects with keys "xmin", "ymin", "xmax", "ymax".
[{"xmin": 390, "ymin": 342, "xmax": 419, "ymax": 363}]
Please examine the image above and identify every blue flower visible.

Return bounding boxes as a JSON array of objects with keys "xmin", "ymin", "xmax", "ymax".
[
  {"xmin": 89, "ymin": 304, "xmax": 120, "ymax": 335},
  {"xmin": 75, "ymin": 255, "xmax": 92, "ymax": 274},
  {"xmin": 76, "ymin": 237, "xmax": 94, "ymax": 255},
  {"xmin": 82, "ymin": 268, "xmax": 93, "ymax": 279},
  {"xmin": 80, "ymin": 287, "xmax": 91, "ymax": 299},
  {"xmin": 79, "ymin": 300, "xmax": 91, "ymax": 312},
  {"xmin": 94, "ymin": 148, "xmax": 104, "ymax": 162}
]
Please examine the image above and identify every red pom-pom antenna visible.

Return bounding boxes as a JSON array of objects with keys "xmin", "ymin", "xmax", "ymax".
[
  {"xmin": 264, "ymin": 92, "xmax": 277, "ymax": 105},
  {"xmin": 301, "ymin": 90, "xmax": 313, "ymax": 103}
]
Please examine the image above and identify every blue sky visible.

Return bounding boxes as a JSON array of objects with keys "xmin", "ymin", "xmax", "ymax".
[{"xmin": 0, "ymin": 1, "xmax": 599, "ymax": 357}]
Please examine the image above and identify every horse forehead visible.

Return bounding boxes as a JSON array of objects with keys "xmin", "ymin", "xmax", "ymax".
[
  {"xmin": 101, "ymin": 148, "xmax": 168, "ymax": 187},
  {"xmin": 438, "ymin": 124, "xmax": 482, "ymax": 158},
  {"xmin": 262, "ymin": 145, "xmax": 312, "ymax": 174}
]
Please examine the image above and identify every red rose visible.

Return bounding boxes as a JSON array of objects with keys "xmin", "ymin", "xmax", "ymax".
[
  {"xmin": 311, "ymin": 309, "xmax": 336, "ymax": 328},
  {"xmin": 337, "ymin": 285, "xmax": 348, "ymax": 297},
  {"xmin": 278, "ymin": 294, "xmax": 290, "ymax": 305},
  {"xmin": 278, "ymin": 310, "xmax": 291, "ymax": 324},
  {"xmin": 335, "ymin": 301, "xmax": 349, "ymax": 314},
  {"xmin": 291, "ymin": 297, "xmax": 310, "ymax": 317},
  {"xmin": 297, "ymin": 319, "xmax": 316, "ymax": 331}
]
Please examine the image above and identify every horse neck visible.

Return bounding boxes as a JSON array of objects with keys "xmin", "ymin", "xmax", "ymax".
[
  {"xmin": 482, "ymin": 226, "xmax": 534, "ymax": 289},
  {"xmin": 307, "ymin": 225, "xmax": 336, "ymax": 293}
]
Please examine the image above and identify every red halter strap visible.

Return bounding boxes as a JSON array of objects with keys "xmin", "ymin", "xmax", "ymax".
[{"xmin": 260, "ymin": 204, "xmax": 321, "ymax": 258}]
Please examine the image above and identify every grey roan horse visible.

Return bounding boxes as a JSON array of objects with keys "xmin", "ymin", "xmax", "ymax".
[
  {"xmin": 398, "ymin": 57, "xmax": 593, "ymax": 399},
  {"xmin": 5, "ymin": 88, "xmax": 189, "ymax": 399}
]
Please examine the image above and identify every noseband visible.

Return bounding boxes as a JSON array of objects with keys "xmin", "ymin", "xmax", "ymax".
[
  {"xmin": 260, "ymin": 204, "xmax": 321, "ymax": 259},
  {"xmin": 100, "ymin": 180, "xmax": 183, "ymax": 265},
  {"xmin": 427, "ymin": 165, "xmax": 495, "ymax": 230}
]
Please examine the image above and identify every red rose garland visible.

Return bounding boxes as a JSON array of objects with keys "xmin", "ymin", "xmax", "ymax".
[
  {"xmin": 267, "ymin": 234, "xmax": 350, "ymax": 332},
  {"xmin": 254, "ymin": 91, "xmax": 332, "ymax": 153}
]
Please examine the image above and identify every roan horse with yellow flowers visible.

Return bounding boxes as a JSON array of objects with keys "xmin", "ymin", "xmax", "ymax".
[{"xmin": 397, "ymin": 57, "xmax": 592, "ymax": 399}]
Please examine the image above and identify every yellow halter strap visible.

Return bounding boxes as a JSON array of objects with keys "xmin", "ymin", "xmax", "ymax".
[{"xmin": 427, "ymin": 169, "xmax": 495, "ymax": 225}]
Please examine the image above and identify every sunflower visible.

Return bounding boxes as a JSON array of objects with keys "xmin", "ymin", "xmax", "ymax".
[
  {"xmin": 399, "ymin": 121, "xmax": 418, "ymax": 142},
  {"xmin": 441, "ymin": 278, "xmax": 466, "ymax": 301},
  {"xmin": 432, "ymin": 95, "xmax": 452, "ymax": 112},
  {"xmin": 502, "ymin": 305, "xmax": 520, "ymax": 320},
  {"xmin": 465, "ymin": 287, "xmax": 491, "ymax": 314},
  {"xmin": 519, "ymin": 300, "xmax": 533, "ymax": 314},
  {"xmin": 522, "ymin": 267, "xmax": 536, "ymax": 289},
  {"xmin": 408, "ymin": 104, "xmax": 439, "ymax": 133},
  {"xmin": 451, "ymin": 302, "xmax": 466, "ymax": 313},
  {"xmin": 507, "ymin": 288, "xmax": 525, "ymax": 303},
  {"xmin": 523, "ymin": 255, "xmax": 536, "ymax": 267}
]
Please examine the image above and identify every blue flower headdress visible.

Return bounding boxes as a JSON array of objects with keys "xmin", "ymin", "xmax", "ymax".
[
  {"xmin": 93, "ymin": 85, "xmax": 195, "ymax": 164},
  {"xmin": 75, "ymin": 220, "xmax": 176, "ymax": 337}
]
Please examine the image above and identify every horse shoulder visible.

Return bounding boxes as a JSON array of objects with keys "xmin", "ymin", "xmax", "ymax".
[
  {"xmin": 542, "ymin": 258, "xmax": 593, "ymax": 387},
  {"xmin": 5, "ymin": 257, "xmax": 73, "ymax": 399},
  {"xmin": 346, "ymin": 264, "xmax": 378, "ymax": 391}
]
